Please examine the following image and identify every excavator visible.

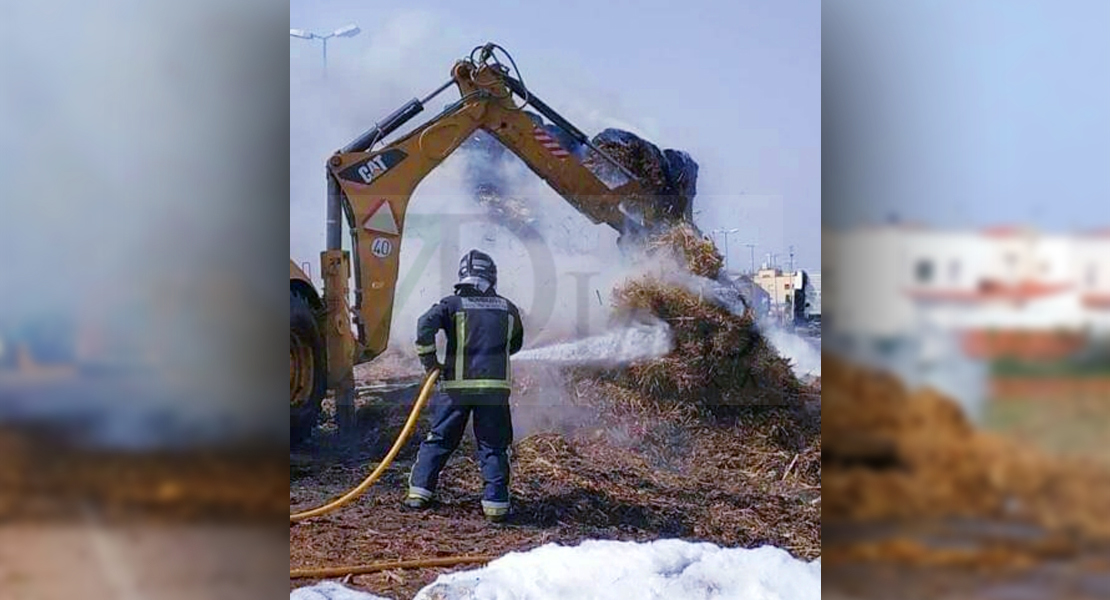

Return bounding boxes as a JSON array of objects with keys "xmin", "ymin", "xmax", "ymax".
[{"xmin": 290, "ymin": 43, "xmax": 695, "ymax": 442}]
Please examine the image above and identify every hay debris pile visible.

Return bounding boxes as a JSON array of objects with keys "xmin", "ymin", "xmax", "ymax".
[
  {"xmin": 514, "ymin": 177, "xmax": 819, "ymax": 552},
  {"xmin": 515, "ymin": 270, "xmax": 822, "ymax": 556},
  {"xmin": 572, "ymin": 277, "xmax": 804, "ymax": 422},
  {"xmin": 823, "ymin": 355, "xmax": 1110, "ymax": 549},
  {"xmin": 646, "ymin": 223, "xmax": 724, "ymax": 279},
  {"xmin": 0, "ymin": 427, "xmax": 288, "ymax": 522}
]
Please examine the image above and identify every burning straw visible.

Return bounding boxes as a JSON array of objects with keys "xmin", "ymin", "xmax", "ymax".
[
  {"xmin": 568, "ymin": 274, "xmax": 803, "ymax": 421},
  {"xmin": 646, "ymin": 224, "xmax": 724, "ymax": 280},
  {"xmin": 501, "ymin": 270, "xmax": 822, "ymax": 560}
]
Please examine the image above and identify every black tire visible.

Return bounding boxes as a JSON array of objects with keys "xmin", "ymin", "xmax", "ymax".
[{"xmin": 290, "ymin": 291, "xmax": 327, "ymax": 447}]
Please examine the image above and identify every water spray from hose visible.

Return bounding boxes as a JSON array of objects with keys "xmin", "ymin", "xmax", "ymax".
[{"xmin": 512, "ymin": 320, "xmax": 672, "ymax": 367}]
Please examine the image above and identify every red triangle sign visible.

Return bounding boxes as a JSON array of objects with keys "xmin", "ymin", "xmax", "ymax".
[{"xmin": 363, "ymin": 201, "xmax": 399, "ymax": 235}]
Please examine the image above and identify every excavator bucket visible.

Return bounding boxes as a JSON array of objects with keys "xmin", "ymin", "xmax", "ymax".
[{"xmin": 588, "ymin": 128, "xmax": 698, "ymax": 226}]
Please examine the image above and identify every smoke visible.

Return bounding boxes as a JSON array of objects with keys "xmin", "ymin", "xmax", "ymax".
[
  {"xmin": 762, "ymin": 325, "xmax": 822, "ymax": 381},
  {"xmin": 289, "ymin": 11, "xmax": 656, "ymax": 284},
  {"xmin": 826, "ymin": 328, "xmax": 990, "ymax": 425}
]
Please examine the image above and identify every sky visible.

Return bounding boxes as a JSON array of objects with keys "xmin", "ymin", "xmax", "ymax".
[
  {"xmin": 823, "ymin": 0, "xmax": 1110, "ymax": 233},
  {"xmin": 289, "ymin": 0, "xmax": 821, "ymax": 272}
]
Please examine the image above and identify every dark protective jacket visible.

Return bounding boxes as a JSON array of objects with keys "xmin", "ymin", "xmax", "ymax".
[{"xmin": 415, "ymin": 285, "xmax": 524, "ymax": 392}]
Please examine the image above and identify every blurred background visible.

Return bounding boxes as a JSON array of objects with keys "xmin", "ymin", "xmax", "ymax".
[
  {"xmin": 823, "ymin": 1, "xmax": 1110, "ymax": 599},
  {"xmin": 0, "ymin": 0, "xmax": 290, "ymax": 598}
]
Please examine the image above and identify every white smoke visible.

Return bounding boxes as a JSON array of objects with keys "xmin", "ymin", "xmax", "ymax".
[
  {"xmin": 289, "ymin": 10, "xmax": 658, "ymax": 294},
  {"xmin": 762, "ymin": 325, "xmax": 822, "ymax": 380},
  {"xmin": 825, "ymin": 327, "xmax": 989, "ymax": 424},
  {"xmin": 384, "ymin": 149, "xmax": 637, "ymax": 353}
]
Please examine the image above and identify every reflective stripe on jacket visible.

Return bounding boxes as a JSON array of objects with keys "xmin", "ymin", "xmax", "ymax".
[{"xmin": 415, "ymin": 287, "xmax": 524, "ymax": 390}]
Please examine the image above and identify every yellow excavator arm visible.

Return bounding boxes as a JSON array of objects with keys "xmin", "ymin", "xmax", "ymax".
[
  {"xmin": 325, "ymin": 44, "xmax": 684, "ymax": 365},
  {"xmin": 291, "ymin": 44, "xmax": 690, "ymax": 439}
]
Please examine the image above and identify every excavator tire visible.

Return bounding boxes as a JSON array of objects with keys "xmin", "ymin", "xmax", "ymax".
[{"xmin": 290, "ymin": 290, "xmax": 326, "ymax": 447}]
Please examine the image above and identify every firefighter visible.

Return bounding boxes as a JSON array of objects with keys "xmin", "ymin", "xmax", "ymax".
[{"xmin": 404, "ymin": 249, "xmax": 524, "ymax": 522}]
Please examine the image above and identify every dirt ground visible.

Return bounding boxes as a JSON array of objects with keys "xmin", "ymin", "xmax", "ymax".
[{"xmin": 290, "ymin": 363, "xmax": 821, "ymax": 599}]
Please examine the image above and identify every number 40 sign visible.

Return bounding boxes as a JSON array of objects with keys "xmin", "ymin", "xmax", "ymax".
[{"xmin": 371, "ymin": 237, "xmax": 393, "ymax": 258}]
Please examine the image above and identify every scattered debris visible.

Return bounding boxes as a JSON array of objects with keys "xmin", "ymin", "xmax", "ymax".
[{"xmin": 644, "ymin": 223, "xmax": 723, "ymax": 279}]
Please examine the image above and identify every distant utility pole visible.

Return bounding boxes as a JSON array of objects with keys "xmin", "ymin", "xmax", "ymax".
[
  {"xmin": 788, "ymin": 245, "xmax": 795, "ymax": 273},
  {"xmin": 290, "ymin": 23, "xmax": 361, "ymax": 78},
  {"xmin": 745, "ymin": 244, "xmax": 756, "ymax": 274},
  {"xmin": 712, "ymin": 228, "xmax": 739, "ymax": 273}
]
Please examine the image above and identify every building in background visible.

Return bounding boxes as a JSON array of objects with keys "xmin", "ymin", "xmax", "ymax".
[
  {"xmin": 824, "ymin": 224, "xmax": 1110, "ymax": 361},
  {"xmin": 1077, "ymin": 229, "xmax": 1110, "ymax": 326},
  {"xmin": 752, "ymin": 267, "xmax": 821, "ymax": 330}
]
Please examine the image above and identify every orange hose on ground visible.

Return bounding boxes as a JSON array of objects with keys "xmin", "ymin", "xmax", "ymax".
[
  {"xmin": 290, "ymin": 369, "xmax": 439, "ymax": 523},
  {"xmin": 290, "ymin": 555, "xmax": 497, "ymax": 579}
]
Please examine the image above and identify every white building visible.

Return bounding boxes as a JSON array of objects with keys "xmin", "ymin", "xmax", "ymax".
[
  {"xmin": 824, "ymin": 224, "xmax": 1110, "ymax": 344},
  {"xmin": 750, "ymin": 267, "xmax": 820, "ymax": 326},
  {"xmin": 1075, "ymin": 230, "xmax": 1110, "ymax": 332}
]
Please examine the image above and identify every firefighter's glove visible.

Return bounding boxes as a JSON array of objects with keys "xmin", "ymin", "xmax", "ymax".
[{"xmin": 420, "ymin": 354, "xmax": 442, "ymax": 374}]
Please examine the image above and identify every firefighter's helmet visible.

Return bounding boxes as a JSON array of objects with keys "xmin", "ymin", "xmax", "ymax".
[{"xmin": 456, "ymin": 249, "xmax": 497, "ymax": 291}]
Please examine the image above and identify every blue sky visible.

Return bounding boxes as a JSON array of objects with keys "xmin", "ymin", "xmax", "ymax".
[
  {"xmin": 824, "ymin": 0, "xmax": 1110, "ymax": 232},
  {"xmin": 290, "ymin": 0, "xmax": 821, "ymax": 272}
]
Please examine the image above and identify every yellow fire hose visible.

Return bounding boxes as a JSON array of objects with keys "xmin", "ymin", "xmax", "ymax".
[
  {"xmin": 291, "ymin": 369, "xmax": 440, "ymax": 523},
  {"xmin": 290, "ymin": 555, "xmax": 498, "ymax": 580},
  {"xmin": 290, "ymin": 369, "xmax": 498, "ymax": 582}
]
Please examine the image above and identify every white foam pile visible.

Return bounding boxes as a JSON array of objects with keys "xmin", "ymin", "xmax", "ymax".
[
  {"xmin": 291, "ymin": 582, "xmax": 392, "ymax": 600},
  {"xmin": 291, "ymin": 539, "xmax": 821, "ymax": 600},
  {"xmin": 511, "ymin": 321, "xmax": 672, "ymax": 367}
]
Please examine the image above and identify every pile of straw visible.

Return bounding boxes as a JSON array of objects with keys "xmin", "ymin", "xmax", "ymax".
[{"xmin": 824, "ymin": 355, "xmax": 1110, "ymax": 545}]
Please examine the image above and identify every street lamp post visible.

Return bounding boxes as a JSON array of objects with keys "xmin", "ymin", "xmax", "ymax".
[
  {"xmin": 290, "ymin": 24, "xmax": 361, "ymax": 77},
  {"xmin": 711, "ymin": 228, "xmax": 739, "ymax": 273}
]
